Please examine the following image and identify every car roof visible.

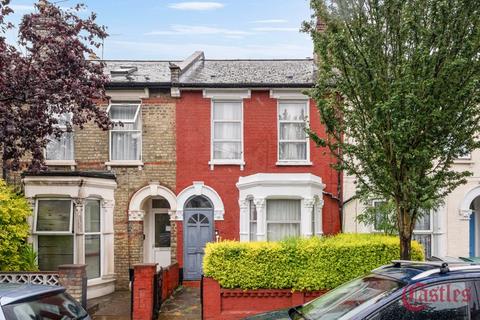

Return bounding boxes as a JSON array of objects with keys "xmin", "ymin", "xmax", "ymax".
[
  {"xmin": 372, "ymin": 260, "xmax": 480, "ymax": 285},
  {"xmin": 0, "ymin": 283, "xmax": 64, "ymax": 306}
]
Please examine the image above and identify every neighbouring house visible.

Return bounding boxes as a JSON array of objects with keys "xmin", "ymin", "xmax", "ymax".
[
  {"xmin": 173, "ymin": 52, "xmax": 341, "ymax": 280},
  {"xmin": 10, "ymin": 50, "xmax": 341, "ymax": 298},
  {"xmin": 343, "ymin": 151, "xmax": 480, "ymax": 259}
]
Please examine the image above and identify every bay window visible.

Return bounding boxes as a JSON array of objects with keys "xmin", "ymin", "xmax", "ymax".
[
  {"xmin": 278, "ymin": 101, "xmax": 309, "ymax": 163},
  {"xmin": 211, "ymin": 101, "xmax": 243, "ymax": 163},
  {"xmin": 413, "ymin": 212, "xmax": 433, "ymax": 258},
  {"xmin": 266, "ymin": 199, "xmax": 301, "ymax": 241},
  {"xmin": 108, "ymin": 103, "xmax": 142, "ymax": 161},
  {"xmin": 85, "ymin": 200, "xmax": 101, "ymax": 279},
  {"xmin": 249, "ymin": 200, "xmax": 257, "ymax": 241},
  {"xmin": 45, "ymin": 113, "xmax": 74, "ymax": 161},
  {"xmin": 35, "ymin": 199, "xmax": 74, "ymax": 271}
]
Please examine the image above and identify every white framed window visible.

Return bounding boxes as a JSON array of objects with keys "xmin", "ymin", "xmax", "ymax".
[
  {"xmin": 372, "ymin": 200, "xmax": 433, "ymax": 258},
  {"xmin": 210, "ymin": 100, "xmax": 244, "ymax": 167},
  {"xmin": 277, "ymin": 100, "xmax": 310, "ymax": 164},
  {"xmin": 45, "ymin": 113, "xmax": 74, "ymax": 161},
  {"xmin": 108, "ymin": 102, "xmax": 142, "ymax": 162},
  {"xmin": 413, "ymin": 211, "xmax": 433, "ymax": 258},
  {"xmin": 249, "ymin": 200, "xmax": 257, "ymax": 241},
  {"xmin": 34, "ymin": 199, "xmax": 74, "ymax": 271},
  {"xmin": 266, "ymin": 199, "xmax": 301, "ymax": 241},
  {"xmin": 372, "ymin": 200, "xmax": 387, "ymax": 232},
  {"xmin": 84, "ymin": 199, "xmax": 102, "ymax": 280}
]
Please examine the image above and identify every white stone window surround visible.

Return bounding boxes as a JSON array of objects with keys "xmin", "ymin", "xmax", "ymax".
[
  {"xmin": 128, "ymin": 182, "xmax": 177, "ymax": 222},
  {"xmin": 270, "ymin": 90, "xmax": 312, "ymax": 166},
  {"xmin": 106, "ymin": 101, "xmax": 143, "ymax": 167},
  {"xmin": 174, "ymin": 181, "xmax": 225, "ymax": 221},
  {"xmin": 204, "ymin": 89, "xmax": 251, "ymax": 170},
  {"xmin": 237, "ymin": 173, "xmax": 325, "ymax": 242},
  {"xmin": 23, "ymin": 175, "xmax": 117, "ymax": 299}
]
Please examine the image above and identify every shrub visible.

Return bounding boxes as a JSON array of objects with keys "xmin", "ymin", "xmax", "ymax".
[
  {"xmin": 0, "ymin": 180, "xmax": 35, "ymax": 271},
  {"xmin": 203, "ymin": 233, "xmax": 424, "ymax": 291}
]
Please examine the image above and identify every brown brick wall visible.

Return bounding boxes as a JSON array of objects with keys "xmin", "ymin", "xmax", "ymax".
[{"xmin": 34, "ymin": 90, "xmax": 176, "ymax": 289}]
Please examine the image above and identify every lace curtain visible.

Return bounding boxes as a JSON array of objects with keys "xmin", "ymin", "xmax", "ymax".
[
  {"xmin": 212, "ymin": 101, "xmax": 242, "ymax": 160},
  {"xmin": 266, "ymin": 199, "xmax": 301, "ymax": 241}
]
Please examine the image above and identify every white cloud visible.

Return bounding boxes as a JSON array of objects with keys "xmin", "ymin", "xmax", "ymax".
[
  {"xmin": 251, "ymin": 19, "xmax": 288, "ymax": 24},
  {"xmin": 168, "ymin": 2, "xmax": 224, "ymax": 11},
  {"xmin": 145, "ymin": 25, "xmax": 249, "ymax": 36},
  {"xmin": 252, "ymin": 27, "xmax": 299, "ymax": 32},
  {"xmin": 104, "ymin": 40, "xmax": 312, "ymax": 60}
]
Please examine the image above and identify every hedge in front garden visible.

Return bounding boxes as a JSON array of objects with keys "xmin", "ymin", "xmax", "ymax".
[{"xmin": 203, "ymin": 233, "xmax": 424, "ymax": 291}]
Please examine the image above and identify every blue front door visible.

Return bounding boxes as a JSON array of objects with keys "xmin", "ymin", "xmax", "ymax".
[{"xmin": 183, "ymin": 210, "xmax": 214, "ymax": 280}]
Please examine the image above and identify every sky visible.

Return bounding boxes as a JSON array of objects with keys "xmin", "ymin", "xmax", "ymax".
[{"xmin": 5, "ymin": 0, "xmax": 314, "ymax": 60}]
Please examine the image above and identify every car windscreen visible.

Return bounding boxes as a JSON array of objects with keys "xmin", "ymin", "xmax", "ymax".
[
  {"xmin": 2, "ymin": 291, "xmax": 88, "ymax": 320},
  {"xmin": 295, "ymin": 274, "xmax": 404, "ymax": 320}
]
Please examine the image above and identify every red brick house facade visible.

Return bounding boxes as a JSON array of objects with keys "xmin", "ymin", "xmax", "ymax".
[{"xmin": 12, "ymin": 51, "xmax": 341, "ymax": 296}]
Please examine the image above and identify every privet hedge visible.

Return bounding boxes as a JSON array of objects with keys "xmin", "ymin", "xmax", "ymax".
[
  {"xmin": 203, "ymin": 234, "xmax": 424, "ymax": 291},
  {"xmin": 0, "ymin": 180, "xmax": 34, "ymax": 271}
]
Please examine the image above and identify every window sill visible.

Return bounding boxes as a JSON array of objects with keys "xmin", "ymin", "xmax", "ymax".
[
  {"xmin": 105, "ymin": 161, "xmax": 144, "ymax": 170},
  {"xmin": 276, "ymin": 161, "xmax": 313, "ymax": 166},
  {"xmin": 88, "ymin": 277, "xmax": 116, "ymax": 286},
  {"xmin": 453, "ymin": 159, "xmax": 474, "ymax": 164},
  {"xmin": 45, "ymin": 160, "xmax": 77, "ymax": 167},
  {"xmin": 209, "ymin": 160, "xmax": 245, "ymax": 170}
]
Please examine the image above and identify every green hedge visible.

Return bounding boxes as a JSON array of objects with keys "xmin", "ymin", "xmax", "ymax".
[{"xmin": 203, "ymin": 233, "xmax": 424, "ymax": 291}]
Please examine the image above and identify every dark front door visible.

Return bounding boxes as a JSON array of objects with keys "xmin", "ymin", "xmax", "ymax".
[{"xmin": 183, "ymin": 210, "xmax": 214, "ymax": 280}]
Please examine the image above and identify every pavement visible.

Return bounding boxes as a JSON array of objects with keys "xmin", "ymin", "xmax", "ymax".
[
  {"xmin": 158, "ymin": 286, "xmax": 201, "ymax": 320},
  {"xmin": 88, "ymin": 290, "xmax": 131, "ymax": 320}
]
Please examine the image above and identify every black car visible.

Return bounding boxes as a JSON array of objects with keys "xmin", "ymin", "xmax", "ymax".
[{"xmin": 245, "ymin": 260, "xmax": 480, "ymax": 320}]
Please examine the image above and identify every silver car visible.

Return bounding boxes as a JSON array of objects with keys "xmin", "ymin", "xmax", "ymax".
[{"xmin": 0, "ymin": 283, "xmax": 90, "ymax": 320}]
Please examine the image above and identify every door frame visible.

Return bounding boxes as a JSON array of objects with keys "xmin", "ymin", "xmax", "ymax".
[
  {"xmin": 183, "ymin": 208, "xmax": 215, "ymax": 280},
  {"xmin": 144, "ymin": 199, "xmax": 170, "ymax": 264}
]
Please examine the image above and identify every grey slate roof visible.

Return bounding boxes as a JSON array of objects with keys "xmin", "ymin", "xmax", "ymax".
[
  {"xmin": 179, "ymin": 59, "xmax": 316, "ymax": 86},
  {"xmin": 104, "ymin": 60, "xmax": 176, "ymax": 84},
  {"xmin": 103, "ymin": 57, "xmax": 316, "ymax": 87}
]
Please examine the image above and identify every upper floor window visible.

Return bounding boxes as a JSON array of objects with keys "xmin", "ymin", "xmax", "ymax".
[
  {"xmin": 108, "ymin": 103, "xmax": 142, "ymax": 161},
  {"xmin": 211, "ymin": 101, "xmax": 243, "ymax": 162},
  {"xmin": 277, "ymin": 101, "xmax": 309, "ymax": 163},
  {"xmin": 45, "ymin": 113, "xmax": 74, "ymax": 161}
]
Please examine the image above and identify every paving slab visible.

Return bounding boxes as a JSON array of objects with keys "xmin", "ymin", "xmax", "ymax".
[
  {"xmin": 158, "ymin": 286, "xmax": 201, "ymax": 320},
  {"xmin": 88, "ymin": 290, "xmax": 131, "ymax": 320}
]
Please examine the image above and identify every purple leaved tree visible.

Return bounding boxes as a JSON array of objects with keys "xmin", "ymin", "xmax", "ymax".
[{"xmin": 0, "ymin": 0, "xmax": 111, "ymax": 180}]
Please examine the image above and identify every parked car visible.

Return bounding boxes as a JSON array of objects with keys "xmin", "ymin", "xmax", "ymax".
[
  {"xmin": 245, "ymin": 260, "xmax": 480, "ymax": 320},
  {"xmin": 0, "ymin": 283, "xmax": 90, "ymax": 320}
]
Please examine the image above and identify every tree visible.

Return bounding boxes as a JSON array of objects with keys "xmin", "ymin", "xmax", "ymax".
[
  {"xmin": 356, "ymin": 199, "xmax": 397, "ymax": 236},
  {"xmin": 0, "ymin": 0, "xmax": 111, "ymax": 178},
  {"xmin": 304, "ymin": 0, "xmax": 480, "ymax": 259},
  {"xmin": 0, "ymin": 179, "xmax": 34, "ymax": 271}
]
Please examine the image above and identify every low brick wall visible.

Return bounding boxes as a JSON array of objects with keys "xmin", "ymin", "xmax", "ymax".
[
  {"xmin": 202, "ymin": 277, "xmax": 327, "ymax": 320},
  {"xmin": 0, "ymin": 264, "xmax": 87, "ymax": 308},
  {"xmin": 132, "ymin": 263, "xmax": 180, "ymax": 320},
  {"xmin": 161, "ymin": 263, "xmax": 179, "ymax": 301}
]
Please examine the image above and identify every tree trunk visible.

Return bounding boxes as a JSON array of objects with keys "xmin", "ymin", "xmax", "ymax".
[
  {"xmin": 397, "ymin": 205, "xmax": 414, "ymax": 260},
  {"xmin": 1, "ymin": 153, "xmax": 7, "ymax": 182}
]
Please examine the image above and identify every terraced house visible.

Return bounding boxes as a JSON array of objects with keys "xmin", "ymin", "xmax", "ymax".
[{"xmin": 17, "ymin": 51, "xmax": 341, "ymax": 298}]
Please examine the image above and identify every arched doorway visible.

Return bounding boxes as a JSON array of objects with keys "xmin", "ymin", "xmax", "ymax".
[
  {"xmin": 183, "ymin": 195, "xmax": 214, "ymax": 280},
  {"xmin": 128, "ymin": 183, "xmax": 177, "ymax": 267},
  {"xmin": 461, "ymin": 186, "xmax": 480, "ymax": 257}
]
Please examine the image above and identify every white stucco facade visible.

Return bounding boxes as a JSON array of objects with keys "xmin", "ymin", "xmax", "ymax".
[
  {"xmin": 343, "ymin": 150, "xmax": 480, "ymax": 258},
  {"xmin": 237, "ymin": 173, "xmax": 325, "ymax": 242},
  {"xmin": 23, "ymin": 174, "xmax": 117, "ymax": 299}
]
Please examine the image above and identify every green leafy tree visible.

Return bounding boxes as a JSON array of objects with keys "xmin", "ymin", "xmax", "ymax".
[
  {"xmin": 304, "ymin": 0, "xmax": 480, "ymax": 259},
  {"xmin": 357, "ymin": 199, "xmax": 398, "ymax": 236},
  {"xmin": 0, "ymin": 179, "xmax": 34, "ymax": 271}
]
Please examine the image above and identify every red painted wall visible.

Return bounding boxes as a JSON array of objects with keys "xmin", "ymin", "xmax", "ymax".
[{"xmin": 176, "ymin": 90, "xmax": 341, "ymax": 267}]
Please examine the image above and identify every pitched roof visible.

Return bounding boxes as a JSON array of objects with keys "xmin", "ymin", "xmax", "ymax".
[
  {"xmin": 103, "ymin": 52, "xmax": 316, "ymax": 88},
  {"xmin": 179, "ymin": 59, "xmax": 316, "ymax": 87}
]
